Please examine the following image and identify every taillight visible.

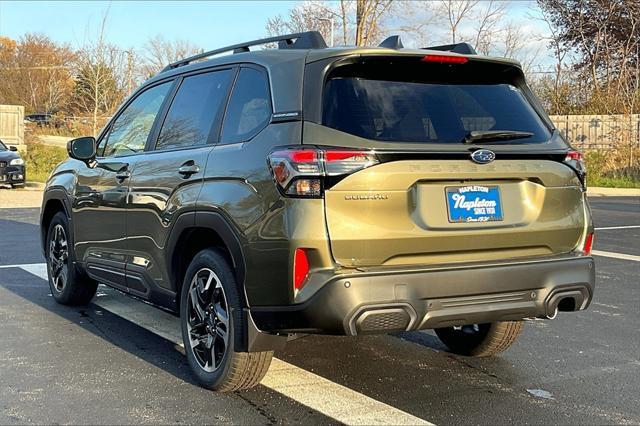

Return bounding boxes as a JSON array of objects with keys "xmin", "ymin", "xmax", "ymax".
[
  {"xmin": 422, "ymin": 54, "xmax": 468, "ymax": 64},
  {"xmin": 582, "ymin": 233, "xmax": 594, "ymax": 255},
  {"xmin": 268, "ymin": 147, "xmax": 379, "ymax": 197},
  {"xmin": 563, "ymin": 150, "xmax": 586, "ymax": 188},
  {"xmin": 293, "ymin": 248, "xmax": 309, "ymax": 291}
]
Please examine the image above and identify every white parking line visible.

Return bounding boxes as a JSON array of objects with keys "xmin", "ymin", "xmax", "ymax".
[
  {"xmin": 9, "ymin": 263, "xmax": 433, "ymax": 426},
  {"xmin": 592, "ymin": 250, "xmax": 640, "ymax": 262},
  {"xmin": 595, "ymin": 225, "xmax": 640, "ymax": 230}
]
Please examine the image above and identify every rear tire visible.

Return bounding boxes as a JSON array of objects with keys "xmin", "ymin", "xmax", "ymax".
[
  {"xmin": 46, "ymin": 211, "xmax": 98, "ymax": 305},
  {"xmin": 180, "ymin": 248, "xmax": 273, "ymax": 391},
  {"xmin": 435, "ymin": 321, "xmax": 524, "ymax": 357}
]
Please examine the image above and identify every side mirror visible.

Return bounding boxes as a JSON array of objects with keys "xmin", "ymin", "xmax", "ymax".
[
  {"xmin": 67, "ymin": 136, "xmax": 96, "ymax": 163},
  {"xmin": 9, "ymin": 146, "xmax": 17, "ymax": 152}
]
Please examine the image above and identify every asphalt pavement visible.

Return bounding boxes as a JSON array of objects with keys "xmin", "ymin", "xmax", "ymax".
[{"xmin": 0, "ymin": 196, "xmax": 638, "ymax": 425}]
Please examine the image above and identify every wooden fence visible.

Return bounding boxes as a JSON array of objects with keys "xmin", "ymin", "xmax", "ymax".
[
  {"xmin": 0, "ymin": 105, "xmax": 25, "ymax": 148},
  {"xmin": 550, "ymin": 114, "xmax": 640, "ymax": 150}
]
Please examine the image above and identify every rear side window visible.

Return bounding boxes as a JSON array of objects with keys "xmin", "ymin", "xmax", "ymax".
[
  {"xmin": 156, "ymin": 69, "xmax": 233, "ymax": 150},
  {"xmin": 323, "ymin": 73, "xmax": 551, "ymax": 144},
  {"xmin": 221, "ymin": 68, "xmax": 271, "ymax": 144}
]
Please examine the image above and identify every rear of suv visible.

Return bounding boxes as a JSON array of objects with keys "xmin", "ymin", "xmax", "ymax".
[{"xmin": 41, "ymin": 32, "xmax": 595, "ymax": 391}]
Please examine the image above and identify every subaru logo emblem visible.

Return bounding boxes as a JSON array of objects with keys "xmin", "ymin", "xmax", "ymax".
[{"xmin": 471, "ymin": 149, "xmax": 496, "ymax": 164}]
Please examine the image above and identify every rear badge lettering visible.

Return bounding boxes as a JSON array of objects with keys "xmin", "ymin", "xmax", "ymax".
[{"xmin": 344, "ymin": 194, "xmax": 388, "ymax": 200}]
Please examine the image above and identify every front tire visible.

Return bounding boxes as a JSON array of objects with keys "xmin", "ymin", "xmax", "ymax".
[
  {"xmin": 435, "ymin": 321, "xmax": 524, "ymax": 357},
  {"xmin": 180, "ymin": 248, "xmax": 273, "ymax": 391},
  {"xmin": 46, "ymin": 212, "xmax": 98, "ymax": 305}
]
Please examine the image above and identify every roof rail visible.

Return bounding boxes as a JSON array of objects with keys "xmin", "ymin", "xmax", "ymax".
[
  {"xmin": 423, "ymin": 42, "xmax": 477, "ymax": 55},
  {"xmin": 162, "ymin": 31, "xmax": 327, "ymax": 72}
]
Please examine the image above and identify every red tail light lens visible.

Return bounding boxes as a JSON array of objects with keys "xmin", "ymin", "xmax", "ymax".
[
  {"xmin": 268, "ymin": 147, "xmax": 378, "ymax": 197},
  {"xmin": 563, "ymin": 150, "xmax": 586, "ymax": 188},
  {"xmin": 583, "ymin": 233, "xmax": 594, "ymax": 255},
  {"xmin": 293, "ymin": 248, "xmax": 309, "ymax": 291},
  {"xmin": 422, "ymin": 54, "xmax": 468, "ymax": 64},
  {"xmin": 565, "ymin": 151, "xmax": 582, "ymax": 162}
]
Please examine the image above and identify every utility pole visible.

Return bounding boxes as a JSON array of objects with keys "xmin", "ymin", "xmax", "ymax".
[
  {"xmin": 317, "ymin": 17, "xmax": 335, "ymax": 47},
  {"xmin": 124, "ymin": 50, "xmax": 134, "ymax": 95}
]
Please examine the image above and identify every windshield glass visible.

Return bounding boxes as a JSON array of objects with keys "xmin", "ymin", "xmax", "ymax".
[
  {"xmin": 0, "ymin": 141, "xmax": 7, "ymax": 151},
  {"xmin": 323, "ymin": 78, "xmax": 551, "ymax": 144}
]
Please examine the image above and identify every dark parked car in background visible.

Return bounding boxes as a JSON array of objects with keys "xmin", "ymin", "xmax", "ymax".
[
  {"xmin": 25, "ymin": 113, "xmax": 52, "ymax": 126},
  {"xmin": 0, "ymin": 140, "xmax": 25, "ymax": 188}
]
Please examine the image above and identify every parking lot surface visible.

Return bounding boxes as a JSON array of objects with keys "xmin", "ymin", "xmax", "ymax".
[{"xmin": 0, "ymin": 196, "xmax": 638, "ymax": 424}]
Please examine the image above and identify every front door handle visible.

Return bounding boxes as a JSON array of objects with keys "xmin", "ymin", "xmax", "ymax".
[
  {"xmin": 115, "ymin": 170, "xmax": 130, "ymax": 182},
  {"xmin": 178, "ymin": 163, "xmax": 200, "ymax": 178}
]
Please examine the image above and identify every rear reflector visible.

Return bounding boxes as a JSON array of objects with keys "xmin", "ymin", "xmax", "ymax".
[
  {"xmin": 293, "ymin": 248, "xmax": 310, "ymax": 291},
  {"xmin": 422, "ymin": 54, "xmax": 468, "ymax": 64},
  {"xmin": 583, "ymin": 233, "xmax": 594, "ymax": 255}
]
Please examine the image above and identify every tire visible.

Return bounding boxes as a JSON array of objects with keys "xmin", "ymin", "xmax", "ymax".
[
  {"xmin": 435, "ymin": 321, "xmax": 524, "ymax": 357},
  {"xmin": 46, "ymin": 211, "xmax": 98, "ymax": 305},
  {"xmin": 180, "ymin": 248, "xmax": 273, "ymax": 392}
]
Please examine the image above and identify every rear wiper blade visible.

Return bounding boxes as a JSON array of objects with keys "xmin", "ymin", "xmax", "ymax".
[{"xmin": 463, "ymin": 130, "xmax": 534, "ymax": 144}]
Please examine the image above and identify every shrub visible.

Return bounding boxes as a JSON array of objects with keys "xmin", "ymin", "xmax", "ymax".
[
  {"xmin": 24, "ymin": 136, "xmax": 68, "ymax": 183},
  {"xmin": 584, "ymin": 147, "xmax": 640, "ymax": 188}
]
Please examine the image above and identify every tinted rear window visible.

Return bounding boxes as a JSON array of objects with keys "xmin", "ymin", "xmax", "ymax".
[{"xmin": 323, "ymin": 77, "xmax": 551, "ymax": 144}]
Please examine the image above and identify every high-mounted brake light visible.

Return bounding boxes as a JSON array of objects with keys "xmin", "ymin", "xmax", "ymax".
[
  {"xmin": 268, "ymin": 148, "xmax": 378, "ymax": 197},
  {"xmin": 422, "ymin": 54, "xmax": 468, "ymax": 64},
  {"xmin": 293, "ymin": 248, "xmax": 309, "ymax": 291}
]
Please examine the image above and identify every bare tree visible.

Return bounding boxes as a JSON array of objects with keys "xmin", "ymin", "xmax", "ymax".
[
  {"xmin": 266, "ymin": 0, "xmax": 395, "ymax": 47},
  {"xmin": 139, "ymin": 35, "xmax": 201, "ymax": 78},
  {"xmin": 266, "ymin": 1, "xmax": 342, "ymax": 46},
  {"xmin": 74, "ymin": 10, "xmax": 126, "ymax": 135},
  {"xmin": 473, "ymin": 1, "xmax": 507, "ymax": 55},
  {"xmin": 437, "ymin": 0, "xmax": 479, "ymax": 44},
  {"xmin": 353, "ymin": 0, "xmax": 394, "ymax": 46}
]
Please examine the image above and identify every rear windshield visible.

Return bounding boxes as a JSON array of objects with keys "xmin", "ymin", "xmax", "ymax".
[{"xmin": 323, "ymin": 77, "xmax": 551, "ymax": 144}]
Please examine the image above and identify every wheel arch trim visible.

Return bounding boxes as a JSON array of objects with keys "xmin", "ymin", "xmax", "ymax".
[{"xmin": 166, "ymin": 210, "xmax": 248, "ymax": 305}]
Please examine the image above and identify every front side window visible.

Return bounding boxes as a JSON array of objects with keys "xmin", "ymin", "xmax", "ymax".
[
  {"xmin": 155, "ymin": 70, "xmax": 233, "ymax": 151},
  {"xmin": 221, "ymin": 68, "xmax": 271, "ymax": 144},
  {"xmin": 100, "ymin": 82, "xmax": 172, "ymax": 157}
]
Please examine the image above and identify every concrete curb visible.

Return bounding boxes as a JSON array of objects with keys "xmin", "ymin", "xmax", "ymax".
[{"xmin": 587, "ymin": 187, "xmax": 640, "ymax": 197}]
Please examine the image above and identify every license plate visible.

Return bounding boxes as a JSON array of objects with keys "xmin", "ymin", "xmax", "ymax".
[{"xmin": 446, "ymin": 185, "xmax": 503, "ymax": 223}]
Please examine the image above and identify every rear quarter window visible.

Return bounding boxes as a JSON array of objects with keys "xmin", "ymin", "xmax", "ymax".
[{"xmin": 221, "ymin": 68, "xmax": 271, "ymax": 144}]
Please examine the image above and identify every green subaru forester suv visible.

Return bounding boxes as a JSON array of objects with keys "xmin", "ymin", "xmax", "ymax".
[{"xmin": 41, "ymin": 31, "xmax": 595, "ymax": 391}]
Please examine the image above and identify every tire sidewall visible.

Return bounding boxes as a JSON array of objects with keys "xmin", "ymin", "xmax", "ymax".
[
  {"xmin": 180, "ymin": 249, "xmax": 241, "ymax": 389},
  {"xmin": 46, "ymin": 212, "xmax": 79, "ymax": 304}
]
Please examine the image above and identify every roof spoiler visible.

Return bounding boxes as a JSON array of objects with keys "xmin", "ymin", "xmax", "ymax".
[
  {"xmin": 162, "ymin": 31, "xmax": 327, "ymax": 72},
  {"xmin": 424, "ymin": 42, "xmax": 477, "ymax": 55},
  {"xmin": 377, "ymin": 35, "xmax": 477, "ymax": 55}
]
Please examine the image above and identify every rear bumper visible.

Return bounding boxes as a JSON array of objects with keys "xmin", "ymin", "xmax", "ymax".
[{"xmin": 250, "ymin": 255, "xmax": 595, "ymax": 336}]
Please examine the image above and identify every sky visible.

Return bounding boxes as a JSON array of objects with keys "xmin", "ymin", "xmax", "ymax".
[
  {"xmin": 0, "ymin": 1, "xmax": 298, "ymax": 50},
  {"xmin": 0, "ymin": 1, "xmax": 551, "ymax": 69}
]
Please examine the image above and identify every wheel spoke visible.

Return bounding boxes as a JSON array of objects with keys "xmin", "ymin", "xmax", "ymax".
[
  {"xmin": 189, "ymin": 286, "xmax": 206, "ymax": 322},
  {"xmin": 215, "ymin": 323, "xmax": 228, "ymax": 346},
  {"xmin": 214, "ymin": 302, "xmax": 228, "ymax": 327}
]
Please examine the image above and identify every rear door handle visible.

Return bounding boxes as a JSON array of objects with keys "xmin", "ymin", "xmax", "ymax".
[{"xmin": 178, "ymin": 163, "xmax": 200, "ymax": 178}]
